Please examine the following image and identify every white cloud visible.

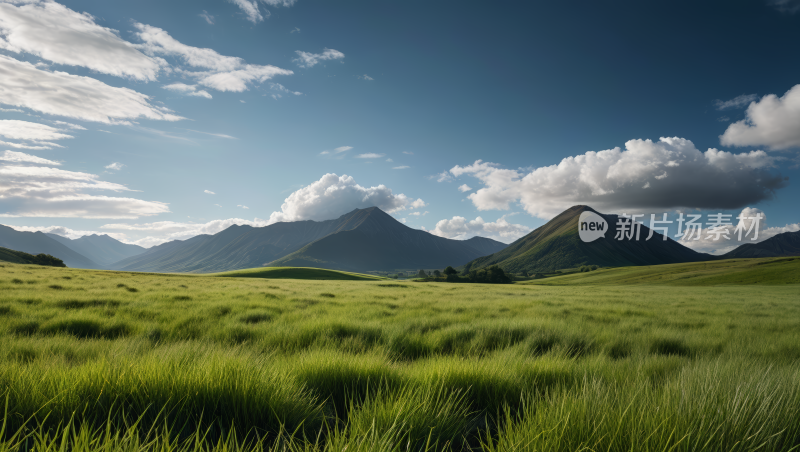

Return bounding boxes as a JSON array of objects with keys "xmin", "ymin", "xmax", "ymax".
[
  {"xmin": 409, "ymin": 211, "xmax": 428, "ymax": 216},
  {"xmin": 356, "ymin": 153, "xmax": 384, "ymax": 159},
  {"xmin": 430, "ymin": 215, "xmax": 531, "ymax": 243},
  {"xmin": 0, "ymin": 140, "xmax": 61, "ymax": 150},
  {"xmin": 0, "ymin": 150, "xmax": 60, "ymax": 166},
  {"xmin": 199, "ymin": 10, "xmax": 214, "ymax": 24},
  {"xmin": 715, "ymin": 94, "xmax": 758, "ymax": 110},
  {"xmin": 679, "ymin": 207, "xmax": 800, "ymax": 255},
  {"xmin": 446, "ymin": 137, "xmax": 786, "ymax": 219},
  {"xmin": 227, "ymin": 0, "xmax": 264, "ymax": 23},
  {"xmin": 104, "ymin": 162, "xmax": 124, "ymax": 171},
  {"xmin": 359, "ymin": 74, "xmax": 374, "ymax": 81},
  {"xmin": 393, "ymin": 165, "xmax": 410, "ymax": 170},
  {"xmin": 0, "ymin": 55, "xmax": 183, "ymax": 124},
  {"xmin": 409, "ymin": 198, "xmax": 427, "ymax": 209},
  {"xmin": 293, "ymin": 48, "xmax": 345, "ymax": 68},
  {"xmin": 0, "ymin": 0, "xmax": 163, "ymax": 81},
  {"xmin": 458, "ymin": 184, "xmax": 472, "ymax": 192},
  {"xmin": 402, "ymin": 151, "xmax": 413, "ymax": 155},
  {"xmin": 433, "ymin": 170, "xmax": 454, "ymax": 182},
  {"xmin": 238, "ymin": 205, "xmax": 249, "ymax": 209},
  {"xmin": 267, "ymin": 173, "xmax": 423, "ymax": 223},
  {"xmin": 163, "ymin": 83, "xmax": 212, "ymax": 99},
  {"xmin": 0, "ymin": 155, "xmax": 169, "ymax": 219},
  {"xmin": 720, "ymin": 84, "xmax": 800, "ymax": 150},
  {"xmin": 290, "ymin": 27, "xmax": 301, "ymax": 33},
  {"xmin": 204, "ymin": 189, "xmax": 215, "ymax": 195},
  {"xmin": 334, "ymin": 146, "xmax": 352, "ymax": 153},
  {"xmin": 134, "ymin": 23, "xmax": 292, "ymax": 92},
  {"xmin": 0, "ymin": 119, "xmax": 72, "ymax": 141},
  {"xmin": 269, "ymin": 82, "xmax": 301, "ymax": 96},
  {"xmin": 386, "ymin": 158, "xmax": 393, "ymax": 162}
]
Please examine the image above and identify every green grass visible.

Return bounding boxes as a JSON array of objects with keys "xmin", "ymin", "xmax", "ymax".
[
  {"xmin": 522, "ymin": 257, "xmax": 800, "ymax": 286},
  {"xmin": 211, "ymin": 266, "xmax": 387, "ymax": 281},
  {"xmin": 0, "ymin": 261, "xmax": 799, "ymax": 451}
]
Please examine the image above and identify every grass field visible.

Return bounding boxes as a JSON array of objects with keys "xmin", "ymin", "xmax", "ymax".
[{"xmin": 1, "ymin": 259, "xmax": 799, "ymax": 451}]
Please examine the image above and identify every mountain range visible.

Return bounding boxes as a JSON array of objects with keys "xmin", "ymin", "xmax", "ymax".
[
  {"xmin": 2, "ymin": 205, "xmax": 799, "ymax": 274},
  {"xmin": 110, "ymin": 207, "xmax": 508, "ymax": 273}
]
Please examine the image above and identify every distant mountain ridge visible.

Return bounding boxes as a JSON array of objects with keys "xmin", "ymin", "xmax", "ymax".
[
  {"xmin": 0, "ymin": 225, "xmax": 99, "ymax": 269},
  {"xmin": 112, "ymin": 207, "xmax": 508, "ymax": 273},
  {"xmin": 722, "ymin": 230, "xmax": 800, "ymax": 259},
  {"xmin": 47, "ymin": 233, "xmax": 145, "ymax": 267},
  {"xmin": 463, "ymin": 205, "xmax": 712, "ymax": 273}
]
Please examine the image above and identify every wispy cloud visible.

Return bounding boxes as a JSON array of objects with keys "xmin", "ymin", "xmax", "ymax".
[
  {"xmin": 335, "ymin": 146, "xmax": 353, "ymax": 153},
  {"xmin": 393, "ymin": 165, "xmax": 410, "ymax": 170},
  {"xmin": 105, "ymin": 162, "xmax": 124, "ymax": 171},
  {"xmin": 356, "ymin": 153, "xmax": 385, "ymax": 159},
  {"xmin": 293, "ymin": 49, "xmax": 345, "ymax": 68},
  {"xmin": 715, "ymin": 94, "xmax": 758, "ymax": 110},
  {"xmin": 204, "ymin": 190, "xmax": 216, "ymax": 195},
  {"xmin": 359, "ymin": 74, "xmax": 374, "ymax": 80},
  {"xmin": 199, "ymin": 10, "xmax": 215, "ymax": 24}
]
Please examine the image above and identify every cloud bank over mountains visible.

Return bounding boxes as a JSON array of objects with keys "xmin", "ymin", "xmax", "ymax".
[{"xmin": 444, "ymin": 137, "xmax": 786, "ymax": 219}]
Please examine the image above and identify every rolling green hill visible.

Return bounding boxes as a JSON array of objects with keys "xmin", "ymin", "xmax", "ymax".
[
  {"xmin": 0, "ymin": 246, "xmax": 66, "ymax": 267},
  {"xmin": 521, "ymin": 257, "xmax": 799, "ymax": 286},
  {"xmin": 211, "ymin": 266, "xmax": 386, "ymax": 280},
  {"xmin": 463, "ymin": 205, "xmax": 710, "ymax": 274}
]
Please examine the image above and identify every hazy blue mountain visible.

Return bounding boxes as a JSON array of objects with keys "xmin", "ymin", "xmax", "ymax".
[
  {"xmin": 722, "ymin": 230, "xmax": 800, "ymax": 258},
  {"xmin": 112, "ymin": 207, "xmax": 507, "ymax": 273},
  {"xmin": 46, "ymin": 233, "xmax": 145, "ymax": 268},
  {"xmin": 0, "ymin": 225, "xmax": 98, "ymax": 269},
  {"xmin": 462, "ymin": 205, "xmax": 712, "ymax": 274}
]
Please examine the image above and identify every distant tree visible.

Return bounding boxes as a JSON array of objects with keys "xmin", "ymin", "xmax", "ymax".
[
  {"xmin": 443, "ymin": 266, "xmax": 458, "ymax": 276},
  {"xmin": 590, "ymin": 265, "xmax": 599, "ymax": 271},
  {"xmin": 534, "ymin": 272, "xmax": 545, "ymax": 279},
  {"xmin": 31, "ymin": 253, "xmax": 66, "ymax": 267},
  {"xmin": 433, "ymin": 270, "xmax": 442, "ymax": 278},
  {"xmin": 417, "ymin": 269, "xmax": 427, "ymax": 278}
]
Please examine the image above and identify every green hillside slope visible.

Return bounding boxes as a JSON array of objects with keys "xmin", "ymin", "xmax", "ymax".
[
  {"xmin": 0, "ymin": 246, "xmax": 66, "ymax": 267},
  {"xmin": 211, "ymin": 266, "xmax": 386, "ymax": 280},
  {"xmin": 521, "ymin": 257, "xmax": 799, "ymax": 286},
  {"xmin": 463, "ymin": 205, "xmax": 710, "ymax": 274}
]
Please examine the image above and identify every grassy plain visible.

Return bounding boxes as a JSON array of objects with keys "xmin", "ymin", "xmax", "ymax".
[{"xmin": 0, "ymin": 259, "xmax": 799, "ymax": 451}]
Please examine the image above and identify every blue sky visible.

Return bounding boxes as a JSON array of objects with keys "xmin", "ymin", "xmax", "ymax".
[{"xmin": 1, "ymin": 0, "xmax": 799, "ymax": 253}]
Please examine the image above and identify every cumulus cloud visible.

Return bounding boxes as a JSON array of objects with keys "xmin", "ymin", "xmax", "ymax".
[
  {"xmin": 445, "ymin": 137, "xmax": 786, "ymax": 219},
  {"xmin": 267, "ymin": 173, "xmax": 423, "ymax": 223},
  {"xmin": 134, "ymin": 23, "xmax": 292, "ymax": 92},
  {"xmin": 163, "ymin": 83, "xmax": 212, "ymax": 99},
  {"xmin": 679, "ymin": 207, "xmax": 800, "ymax": 255},
  {"xmin": 0, "ymin": 0, "xmax": 163, "ymax": 81},
  {"xmin": 458, "ymin": 184, "xmax": 472, "ymax": 192},
  {"xmin": 0, "ymin": 55, "xmax": 183, "ymax": 124},
  {"xmin": 293, "ymin": 49, "xmax": 345, "ymax": 68},
  {"xmin": 430, "ymin": 215, "xmax": 531, "ymax": 243},
  {"xmin": 715, "ymin": 94, "xmax": 758, "ymax": 110},
  {"xmin": 0, "ymin": 150, "xmax": 60, "ymax": 165},
  {"xmin": 720, "ymin": 84, "xmax": 800, "ymax": 150},
  {"xmin": 0, "ymin": 153, "xmax": 169, "ymax": 218},
  {"xmin": 105, "ymin": 162, "xmax": 123, "ymax": 171},
  {"xmin": 409, "ymin": 198, "xmax": 427, "ymax": 209},
  {"xmin": 204, "ymin": 190, "xmax": 215, "ymax": 195},
  {"xmin": 356, "ymin": 153, "xmax": 384, "ymax": 159},
  {"xmin": 228, "ymin": 0, "xmax": 265, "ymax": 23}
]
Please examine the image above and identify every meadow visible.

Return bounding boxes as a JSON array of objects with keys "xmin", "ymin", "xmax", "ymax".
[{"xmin": 1, "ymin": 259, "xmax": 799, "ymax": 451}]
